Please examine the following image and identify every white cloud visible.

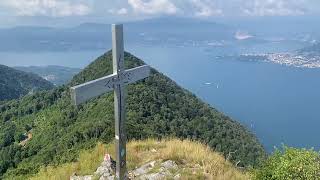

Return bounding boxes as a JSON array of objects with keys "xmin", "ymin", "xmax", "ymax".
[
  {"xmin": 117, "ymin": 8, "xmax": 128, "ymax": 15},
  {"xmin": 1, "ymin": 0, "xmax": 91, "ymax": 17},
  {"xmin": 108, "ymin": 8, "xmax": 128, "ymax": 15},
  {"xmin": 128, "ymin": 0, "xmax": 178, "ymax": 15},
  {"xmin": 0, "ymin": 0, "xmax": 317, "ymax": 24},
  {"xmin": 190, "ymin": 0, "xmax": 223, "ymax": 17},
  {"xmin": 240, "ymin": 0, "xmax": 307, "ymax": 16}
]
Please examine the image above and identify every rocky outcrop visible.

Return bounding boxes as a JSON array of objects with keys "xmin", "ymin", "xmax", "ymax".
[
  {"xmin": 70, "ymin": 154, "xmax": 181, "ymax": 180},
  {"xmin": 130, "ymin": 161, "xmax": 156, "ymax": 177},
  {"xmin": 136, "ymin": 160, "xmax": 179, "ymax": 180},
  {"xmin": 70, "ymin": 154, "xmax": 115, "ymax": 180}
]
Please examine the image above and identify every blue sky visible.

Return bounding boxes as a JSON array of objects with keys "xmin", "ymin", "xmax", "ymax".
[{"xmin": 0, "ymin": 0, "xmax": 319, "ymax": 27}]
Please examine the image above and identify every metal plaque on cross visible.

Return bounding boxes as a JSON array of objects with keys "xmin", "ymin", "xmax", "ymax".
[{"xmin": 70, "ymin": 24, "xmax": 151, "ymax": 179}]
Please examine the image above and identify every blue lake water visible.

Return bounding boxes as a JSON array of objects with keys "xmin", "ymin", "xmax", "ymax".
[{"xmin": 1, "ymin": 45, "xmax": 319, "ymax": 152}]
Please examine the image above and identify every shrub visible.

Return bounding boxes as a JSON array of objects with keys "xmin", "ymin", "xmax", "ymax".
[{"xmin": 253, "ymin": 146, "xmax": 320, "ymax": 180}]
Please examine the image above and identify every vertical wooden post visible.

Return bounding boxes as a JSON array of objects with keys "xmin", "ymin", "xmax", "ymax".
[{"xmin": 112, "ymin": 24, "xmax": 127, "ymax": 179}]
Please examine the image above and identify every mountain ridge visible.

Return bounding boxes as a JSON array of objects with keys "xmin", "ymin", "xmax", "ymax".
[
  {"xmin": 0, "ymin": 18, "xmax": 236, "ymax": 52},
  {"xmin": 0, "ymin": 64, "xmax": 54, "ymax": 101},
  {"xmin": 0, "ymin": 51, "xmax": 265, "ymax": 179}
]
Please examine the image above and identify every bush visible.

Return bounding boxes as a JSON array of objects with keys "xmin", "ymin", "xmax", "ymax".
[{"xmin": 253, "ymin": 146, "xmax": 320, "ymax": 180}]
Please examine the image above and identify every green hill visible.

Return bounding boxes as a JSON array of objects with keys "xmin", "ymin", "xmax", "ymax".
[
  {"xmin": 0, "ymin": 51, "xmax": 265, "ymax": 179},
  {"xmin": 0, "ymin": 65, "xmax": 54, "ymax": 101}
]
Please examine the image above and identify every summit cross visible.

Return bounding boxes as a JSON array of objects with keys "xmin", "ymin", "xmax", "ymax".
[{"xmin": 70, "ymin": 24, "xmax": 151, "ymax": 179}]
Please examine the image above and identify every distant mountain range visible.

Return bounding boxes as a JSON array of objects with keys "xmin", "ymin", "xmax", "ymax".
[
  {"xmin": 0, "ymin": 17, "xmax": 239, "ymax": 52},
  {"xmin": 15, "ymin": 66, "xmax": 81, "ymax": 86},
  {"xmin": 0, "ymin": 64, "xmax": 54, "ymax": 101},
  {"xmin": 0, "ymin": 17, "xmax": 318, "ymax": 53}
]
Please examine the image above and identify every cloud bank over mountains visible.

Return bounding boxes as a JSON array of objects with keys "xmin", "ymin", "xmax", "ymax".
[
  {"xmin": 240, "ymin": 0, "xmax": 308, "ymax": 16},
  {"xmin": 0, "ymin": 0, "xmax": 318, "ymax": 27},
  {"xmin": 0, "ymin": 0, "xmax": 317, "ymax": 18},
  {"xmin": 111, "ymin": 0, "xmax": 317, "ymax": 17},
  {"xmin": 128, "ymin": 0, "xmax": 178, "ymax": 15},
  {"xmin": 1, "ymin": 0, "xmax": 91, "ymax": 17}
]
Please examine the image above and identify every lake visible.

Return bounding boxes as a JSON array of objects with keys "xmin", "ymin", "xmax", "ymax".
[{"xmin": 1, "ymin": 44, "xmax": 319, "ymax": 152}]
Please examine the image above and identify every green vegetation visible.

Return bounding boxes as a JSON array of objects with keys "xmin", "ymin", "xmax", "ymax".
[
  {"xmin": 0, "ymin": 64, "xmax": 54, "ymax": 101},
  {"xmin": 0, "ymin": 51, "xmax": 265, "ymax": 179},
  {"xmin": 31, "ymin": 139, "xmax": 250, "ymax": 180},
  {"xmin": 253, "ymin": 146, "xmax": 320, "ymax": 180}
]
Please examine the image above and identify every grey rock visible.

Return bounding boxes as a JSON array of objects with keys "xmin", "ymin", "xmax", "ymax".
[
  {"xmin": 95, "ymin": 164, "xmax": 112, "ymax": 176},
  {"xmin": 95, "ymin": 154, "xmax": 115, "ymax": 178},
  {"xmin": 70, "ymin": 154, "xmax": 116, "ymax": 180},
  {"xmin": 159, "ymin": 168, "xmax": 172, "ymax": 176},
  {"xmin": 174, "ymin": 174, "xmax": 181, "ymax": 180},
  {"xmin": 139, "ymin": 172, "xmax": 166, "ymax": 180},
  {"xmin": 99, "ymin": 174, "xmax": 115, "ymax": 180},
  {"xmin": 132, "ymin": 161, "xmax": 156, "ymax": 176},
  {"xmin": 161, "ymin": 160, "xmax": 178, "ymax": 170},
  {"xmin": 70, "ymin": 155, "xmax": 180, "ymax": 180},
  {"xmin": 70, "ymin": 175, "xmax": 93, "ymax": 180},
  {"xmin": 135, "ymin": 160, "xmax": 178, "ymax": 179},
  {"xmin": 138, "ymin": 162, "xmax": 176, "ymax": 180}
]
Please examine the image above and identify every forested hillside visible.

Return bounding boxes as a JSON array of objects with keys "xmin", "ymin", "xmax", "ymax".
[
  {"xmin": 0, "ymin": 65, "xmax": 54, "ymax": 101},
  {"xmin": 0, "ymin": 52, "xmax": 266, "ymax": 179}
]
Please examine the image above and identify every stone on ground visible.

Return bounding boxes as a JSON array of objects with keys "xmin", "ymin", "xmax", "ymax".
[{"xmin": 70, "ymin": 154, "xmax": 181, "ymax": 180}]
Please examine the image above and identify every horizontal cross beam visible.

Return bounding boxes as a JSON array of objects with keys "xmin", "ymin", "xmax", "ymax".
[{"xmin": 70, "ymin": 65, "xmax": 150, "ymax": 106}]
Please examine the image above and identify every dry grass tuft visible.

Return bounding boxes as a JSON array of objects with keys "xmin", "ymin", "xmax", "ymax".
[
  {"xmin": 31, "ymin": 142, "xmax": 108, "ymax": 180},
  {"xmin": 127, "ymin": 139, "xmax": 250, "ymax": 179},
  {"xmin": 31, "ymin": 139, "xmax": 250, "ymax": 180}
]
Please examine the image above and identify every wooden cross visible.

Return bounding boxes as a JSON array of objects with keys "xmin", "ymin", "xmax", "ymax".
[{"xmin": 70, "ymin": 24, "xmax": 150, "ymax": 179}]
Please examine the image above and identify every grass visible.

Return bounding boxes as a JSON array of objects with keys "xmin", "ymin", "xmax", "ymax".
[
  {"xmin": 30, "ymin": 142, "xmax": 108, "ymax": 180},
  {"xmin": 30, "ymin": 139, "xmax": 250, "ymax": 180}
]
